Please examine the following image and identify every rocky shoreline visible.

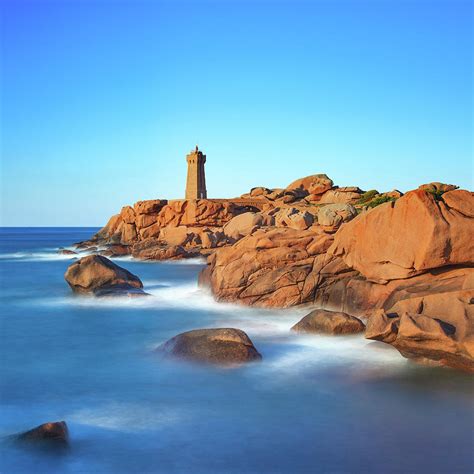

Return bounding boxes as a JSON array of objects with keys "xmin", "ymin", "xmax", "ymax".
[{"xmin": 70, "ymin": 174, "xmax": 474, "ymax": 372}]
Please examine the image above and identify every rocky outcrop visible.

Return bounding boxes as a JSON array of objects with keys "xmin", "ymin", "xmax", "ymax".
[
  {"xmin": 77, "ymin": 198, "xmax": 263, "ymax": 259},
  {"xmin": 156, "ymin": 200, "xmax": 242, "ymax": 228},
  {"xmin": 16, "ymin": 421, "xmax": 69, "ymax": 444},
  {"xmin": 131, "ymin": 241, "xmax": 197, "ymax": 260},
  {"xmin": 366, "ymin": 288, "xmax": 474, "ymax": 371},
  {"xmin": 65, "ymin": 255, "xmax": 145, "ymax": 296},
  {"xmin": 292, "ymin": 309, "xmax": 365, "ymax": 334},
  {"xmin": 329, "ymin": 189, "xmax": 474, "ymax": 283},
  {"xmin": 87, "ymin": 199, "xmax": 249, "ymax": 247},
  {"xmin": 200, "ymin": 191, "xmax": 474, "ymax": 312},
  {"xmin": 198, "ymin": 186, "xmax": 474, "ymax": 371},
  {"xmin": 157, "ymin": 328, "xmax": 262, "ymax": 365},
  {"xmin": 100, "ymin": 244, "xmax": 131, "ymax": 257},
  {"xmin": 74, "ymin": 174, "xmax": 473, "ymax": 371},
  {"xmin": 199, "ymin": 227, "xmax": 350, "ymax": 307}
]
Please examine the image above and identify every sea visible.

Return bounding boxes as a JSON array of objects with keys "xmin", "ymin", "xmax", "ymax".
[{"xmin": 0, "ymin": 228, "xmax": 472, "ymax": 474}]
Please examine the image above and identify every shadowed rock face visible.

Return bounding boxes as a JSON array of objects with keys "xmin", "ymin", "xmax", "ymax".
[
  {"xmin": 366, "ymin": 289, "xmax": 474, "ymax": 372},
  {"xmin": 64, "ymin": 255, "xmax": 145, "ymax": 296},
  {"xmin": 292, "ymin": 309, "xmax": 365, "ymax": 334},
  {"xmin": 157, "ymin": 328, "xmax": 262, "ymax": 365},
  {"xmin": 16, "ymin": 421, "xmax": 69, "ymax": 444}
]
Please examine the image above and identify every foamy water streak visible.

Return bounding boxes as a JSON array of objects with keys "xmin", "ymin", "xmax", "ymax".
[
  {"xmin": 0, "ymin": 248, "xmax": 207, "ymax": 265},
  {"xmin": 0, "ymin": 249, "xmax": 81, "ymax": 261},
  {"xmin": 38, "ymin": 280, "xmax": 250, "ymax": 314},
  {"xmin": 68, "ymin": 403, "xmax": 184, "ymax": 433}
]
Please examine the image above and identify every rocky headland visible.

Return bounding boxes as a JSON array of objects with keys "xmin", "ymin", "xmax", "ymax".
[{"xmin": 72, "ymin": 175, "xmax": 474, "ymax": 372}]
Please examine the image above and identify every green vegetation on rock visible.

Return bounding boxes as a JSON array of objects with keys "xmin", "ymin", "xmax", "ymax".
[
  {"xmin": 426, "ymin": 189, "xmax": 445, "ymax": 201},
  {"xmin": 356, "ymin": 190, "xmax": 379, "ymax": 204},
  {"xmin": 366, "ymin": 196, "xmax": 397, "ymax": 208}
]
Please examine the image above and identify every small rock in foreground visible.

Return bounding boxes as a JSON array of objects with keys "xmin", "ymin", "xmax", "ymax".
[
  {"xmin": 157, "ymin": 328, "xmax": 262, "ymax": 365},
  {"xmin": 291, "ymin": 309, "xmax": 365, "ymax": 334},
  {"xmin": 16, "ymin": 421, "xmax": 69, "ymax": 445}
]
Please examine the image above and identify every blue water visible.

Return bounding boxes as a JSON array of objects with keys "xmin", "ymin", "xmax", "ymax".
[{"xmin": 0, "ymin": 228, "xmax": 472, "ymax": 474}]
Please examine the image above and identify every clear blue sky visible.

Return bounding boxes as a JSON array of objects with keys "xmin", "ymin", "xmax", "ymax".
[{"xmin": 1, "ymin": 0, "xmax": 472, "ymax": 226}]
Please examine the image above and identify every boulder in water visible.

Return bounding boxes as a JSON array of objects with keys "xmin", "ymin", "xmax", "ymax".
[
  {"xmin": 291, "ymin": 309, "xmax": 365, "ymax": 334},
  {"xmin": 157, "ymin": 328, "xmax": 262, "ymax": 365},
  {"xmin": 64, "ymin": 255, "xmax": 145, "ymax": 296}
]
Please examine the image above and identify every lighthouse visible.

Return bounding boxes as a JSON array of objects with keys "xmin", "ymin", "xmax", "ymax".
[{"xmin": 185, "ymin": 146, "xmax": 207, "ymax": 200}]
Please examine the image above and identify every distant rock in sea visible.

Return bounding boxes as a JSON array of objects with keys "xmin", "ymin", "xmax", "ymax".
[{"xmin": 15, "ymin": 421, "xmax": 69, "ymax": 446}]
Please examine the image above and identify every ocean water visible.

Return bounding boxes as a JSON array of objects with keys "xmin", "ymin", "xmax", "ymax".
[{"xmin": 0, "ymin": 228, "xmax": 472, "ymax": 474}]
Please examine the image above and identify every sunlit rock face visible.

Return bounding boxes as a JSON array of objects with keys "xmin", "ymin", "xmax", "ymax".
[
  {"xmin": 73, "ymin": 174, "xmax": 473, "ymax": 371},
  {"xmin": 329, "ymin": 189, "xmax": 474, "ymax": 283},
  {"xmin": 199, "ymin": 188, "xmax": 474, "ymax": 371}
]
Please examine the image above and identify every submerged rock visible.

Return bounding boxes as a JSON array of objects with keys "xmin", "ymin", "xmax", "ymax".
[
  {"xmin": 292, "ymin": 309, "xmax": 365, "ymax": 334},
  {"xmin": 157, "ymin": 328, "xmax": 262, "ymax": 365},
  {"xmin": 64, "ymin": 255, "xmax": 145, "ymax": 296},
  {"xmin": 16, "ymin": 421, "xmax": 69, "ymax": 445},
  {"xmin": 58, "ymin": 249, "xmax": 77, "ymax": 256}
]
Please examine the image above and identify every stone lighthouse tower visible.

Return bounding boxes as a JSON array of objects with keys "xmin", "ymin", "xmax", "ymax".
[{"xmin": 185, "ymin": 146, "xmax": 207, "ymax": 199}]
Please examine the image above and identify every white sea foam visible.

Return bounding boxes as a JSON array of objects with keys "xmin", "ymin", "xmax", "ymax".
[
  {"xmin": 250, "ymin": 333, "xmax": 408, "ymax": 387},
  {"xmin": 0, "ymin": 250, "xmax": 80, "ymax": 261},
  {"xmin": 0, "ymin": 249, "xmax": 206, "ymax": 265},
  {"xmin": 37, "ymin": 281, "xmax": 246, "ymax": 314},
  {"xmin": 68, "ymin": 403, "xmax": 183, "ymax": 433}
]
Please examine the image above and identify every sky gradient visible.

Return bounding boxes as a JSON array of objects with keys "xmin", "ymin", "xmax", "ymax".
[{"xmin": 1, "ymin": 0, "xmax": 472, "ymax": 226}]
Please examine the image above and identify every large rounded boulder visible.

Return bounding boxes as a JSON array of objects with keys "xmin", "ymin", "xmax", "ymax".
[
  {"xmin": 291, "ymin": 309, "xmax": 365, "ymax": 334},
  {"xmin": 157, "ymin": 328, "xmax": 262, "ymax": 365},
  {"xmin": 223, "ymin": 212, "xmax": 265, "ymax": 240},
  {"xmin": 64, "ymin": 255, "xmax": 145, "ymax": 296},
  {"xmin": 287, "ymin": 174, "xmax": 333, "ymax": 198}
]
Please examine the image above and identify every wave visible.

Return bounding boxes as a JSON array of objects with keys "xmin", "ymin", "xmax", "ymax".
[
  {"xmin": 0, "ymin": 250, "xmax": 80, "ymax": 261},
  {"xmin": 0, "ymin": 249, "xmax": 207, "ymax": 265},
  {"xmin": 36, "ymin": 281, "xmax": 249, "ymax": 313},
  {"xmin": 250, "ymin": 333, "xmax": 408, "ymax": 387}
]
